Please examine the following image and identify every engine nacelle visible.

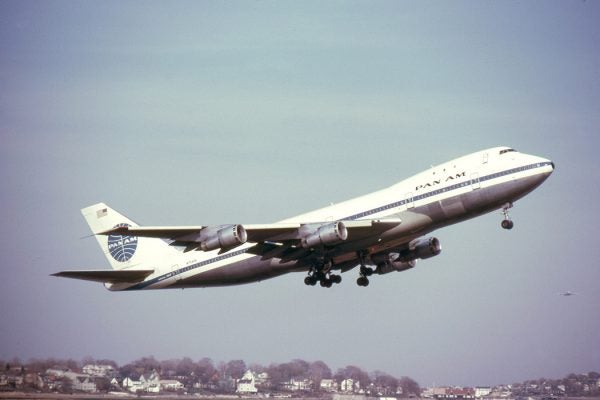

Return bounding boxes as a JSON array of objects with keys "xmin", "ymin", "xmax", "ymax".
[
  {"xmin": 373, "ymin": 252, "xmax": 417, "ymax": 275},
  {"xmin": 201, "ymin": 224, "xmax": 247, "ymax": 252},
  {"xmin": 400, "ymin": 236, "xmax": 442, "ymax": 261},
  {"xmin": 301, "ymin": 221, "xmax": 348, "ymax": 249}
]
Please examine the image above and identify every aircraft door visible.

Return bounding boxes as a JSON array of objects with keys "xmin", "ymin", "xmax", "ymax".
[
  {"xmin": 470, "ymin": 173, "xmax": 481, "ymax": 190},
  {"xmin": 171, "ymin": 264, "xmax": 181, "ymax": 282},
  {"xmin": 405, "ymin": 192, "xmax": 414, "ymax": 209}
]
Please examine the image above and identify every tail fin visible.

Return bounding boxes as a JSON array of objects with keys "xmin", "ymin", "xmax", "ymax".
[{"xmin": 81, "ymin": 203, "xmax": 179, "ymax": 270}]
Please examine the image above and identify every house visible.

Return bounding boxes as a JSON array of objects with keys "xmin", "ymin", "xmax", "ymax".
[
  {"xmin": 282, "ymin": 377, "xmax": 313, "ymax": 391},
  {"xmin": 63, "ymin": 372, "xmax": 97, "ymax": 393},
  {"xmin": 321, "ymin": 379, "xmax": 338, "ymax": 392},
  {"xmin": 255, "ymin": 372, "xmax": 271, "ymax": 389},
  {"xmin": 160, "ymin": 379, "xmax": 184, "ymax": 392},
  {"xmin": 433, "ymin": 387, "xmax": 476, "ymax": 399},
  {"xmin": 341, "ymin": 378, "xmax": 359, "ymax": 393},
  {"xmin": 237, "ymin": 370, "xmax": 258, "ymax": 394},
  {"xmin": 475, "ymin": 387, "xmax": 491, "ymax": 398},
  {"xmin": 123, "ymin": 372, "xmax": 161, "ymax": 393},
  {"xmin": 123, "ymin": 377, "xmax": 144, "ymax": 393}
]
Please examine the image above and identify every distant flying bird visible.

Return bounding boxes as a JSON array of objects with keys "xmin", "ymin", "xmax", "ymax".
[{"xmin": 559, "ymin": 291, "xmax": 576, "ymax": 296}]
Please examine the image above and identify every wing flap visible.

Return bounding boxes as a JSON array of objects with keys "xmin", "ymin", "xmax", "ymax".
[
  {"xmin": 100, "ymin": 226, "xmax": 205, "ymax": 240},
  {"xmin": 52, "ymin": 269, "xmax": 154, "ymax": 283}
]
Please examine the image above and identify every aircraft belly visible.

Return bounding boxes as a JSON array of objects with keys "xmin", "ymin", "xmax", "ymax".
[
  {"xmin": 173, "ymin": 257, "xmax": 302, "ymax": 288},
  {"xmin": 429, "ymin": 174, "xmax": 551, "ymax": 226},
  {"xmin": 438, "ymin": 196, "xmax": 467, "ymax": 219}
]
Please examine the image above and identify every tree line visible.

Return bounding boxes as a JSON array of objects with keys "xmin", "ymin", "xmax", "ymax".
[{"xmin": 1, "ymin": 356, "xmax": 420, "ymax": 395}]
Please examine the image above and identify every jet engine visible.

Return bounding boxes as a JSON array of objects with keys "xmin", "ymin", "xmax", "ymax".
[
  {"xmin": 399, "ymin": 236, "xmax": 441, "ymax": 261},
  {"xmin": 200, "ymin": 224, "xmax": 247, "ymax": 252},
  {"xmin": 301, "ymin": 221, "xmax": 348, "ymax": 249},
  {"xmin": 372, "ymin": 252, "xmax": 417, "ymax": 275}
]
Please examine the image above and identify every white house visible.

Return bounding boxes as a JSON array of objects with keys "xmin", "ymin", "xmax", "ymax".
[
  {"xmin": 123, "ymin": 372, "xmax": 160, "ymax": 393},
  {"xmin": 160, "ymin": 379, "xmax": 184, "ymax": 392},
  {"xmin": 475, "ymin": 387, "xmax": 492, "ymax": 398},
  {"xmin": 282, "ymin": 378, "xmax": 313, "ymax": 391},
  {"xmin": 321, "ymin": 379, "xmax": 338, "ymax": 392},
  {"xmin": 237, "ymin": 370, "xmax": 258, "ymax": 394},
  {"xmin": 122, "ymin": 377, "xmax": 145, "ymax": 393},
  {"xmin": 341, "ymin": 378, "xmax": 359, "ymax": 393}
]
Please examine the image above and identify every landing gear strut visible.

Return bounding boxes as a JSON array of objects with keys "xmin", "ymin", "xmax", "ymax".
[
  {"xmin": 356, "ymin": 251, "xmax": 372, "ymax": 287},
  {"xmin": 501, "ymin": 202, "xmax": 514, "ymax": 230},
  {"xmin": 304, "ymin": 260, "xmax": 341, "ymax": 288}
]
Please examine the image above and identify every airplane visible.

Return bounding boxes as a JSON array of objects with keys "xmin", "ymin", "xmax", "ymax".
[
  {"xmin": 53, "ymin": 146, "xmax": 554, "ymax": 290},
  {"xmin": 559, "ymin": 291, "xmax": 576, "ymax": 296}
]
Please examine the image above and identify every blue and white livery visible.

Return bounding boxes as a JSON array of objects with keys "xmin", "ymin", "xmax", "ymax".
[{"xmin": 54, "ymin": 147, "xmax": 554, "ymax": 290}]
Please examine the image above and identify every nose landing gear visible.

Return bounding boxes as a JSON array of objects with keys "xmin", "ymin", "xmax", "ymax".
[{"xmin": 501, "ymin": 202, "xmax": 514, "ymax": 230}]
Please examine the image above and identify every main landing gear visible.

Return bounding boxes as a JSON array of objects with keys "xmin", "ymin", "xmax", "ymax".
[
  {"xmin": 304, "ymin": 260, "xmax": 342, "ymax": 288},
  {"xmin": 501, "ymin": 202, "xmax": 514, "ymax": 230},
  {"xmin": 356, "ymin": 252, "xmax": 373, "ymax": 287}
]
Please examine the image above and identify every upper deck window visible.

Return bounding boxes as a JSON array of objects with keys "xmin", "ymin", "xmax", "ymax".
[{"xmin": 500, "ymin": 148, "xmax": 516, "ymax": 155}]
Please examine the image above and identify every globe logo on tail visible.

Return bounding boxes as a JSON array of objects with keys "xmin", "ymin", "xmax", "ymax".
[{"xmin": 107, "ymin": 223, "xmax": 138, "ymax": 262}]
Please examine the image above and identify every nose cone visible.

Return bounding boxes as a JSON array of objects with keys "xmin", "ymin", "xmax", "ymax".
[
  {"xmin": 544, "ymin": 159, "xmax": 555, "ymax": 175},
  {"xmin": 535, "ymin": 155, "xmax": 555, "ymax": 175}
]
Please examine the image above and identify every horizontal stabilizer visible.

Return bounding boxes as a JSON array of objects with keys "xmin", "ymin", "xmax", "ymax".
[{"xmin": 52, "ymin": 269, "xmax": 154, "ymax": 283}]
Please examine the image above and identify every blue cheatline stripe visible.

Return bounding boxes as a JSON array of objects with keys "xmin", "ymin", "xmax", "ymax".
[
  {"xmin": 344, "ymin": 161, "xmax": 552, "ymax": 220},
  {"xmin": 125, "ymin": 162, "xmax": 551, "ymax": 290}
]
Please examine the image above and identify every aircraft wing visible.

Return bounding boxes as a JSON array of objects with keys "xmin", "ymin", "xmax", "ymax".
[
  {"xmin": 100, "ymin": 219, "xmax": 403, "ymax": 255},
  {"xmin": 101, "ymin": 219, "xmax": 401, "ymax": 243},
  {"xmin": 51, "ymin": 269, "xmax": 154, "ymax": 283}
]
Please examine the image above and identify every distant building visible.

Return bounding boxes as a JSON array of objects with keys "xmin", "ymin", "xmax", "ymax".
[
  {"xmin": 282, "ymin": 377, "xmax": 313, "ymax": 391},
  {"xmin": 123, "ymin": 371, "xmax": 160, "ymax": 393},
  {"xmin": 321, "ymin": 378, "xmax": 338, "ymax": 392},
  {"xmin": 341, "ymin": 379, "xmax": 360, "ymax": 393},
  {"xmin": 255, "ymin": 372, "xmax": 271, "ymax": 389},
  {"xmin": 160, "ymin": 379, "xmax": 184, "ymax": 391},
  {"xmin": 237, "ymin": 370, "xmax": 258, "ymax": 394},
  {"xmin": 475, "ymin": 387, "xmax": 492, "ymax": 398},
  {"xmin": 432, "ymin": 387, "xmax": 475, "ymax": 399},
  {"xmin": 63, "ymin": 372, "xmax": 97, "ymax": 393}
]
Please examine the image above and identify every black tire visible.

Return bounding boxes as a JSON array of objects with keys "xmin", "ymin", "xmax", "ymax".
[{"xmin": 501, "ymin": 219, "xmax": 514, "ymax": 230}]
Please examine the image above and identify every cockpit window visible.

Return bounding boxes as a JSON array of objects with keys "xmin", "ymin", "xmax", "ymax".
[{"xmin": 500, "ymin": 148, "xmax": 516, "ymax": 155}]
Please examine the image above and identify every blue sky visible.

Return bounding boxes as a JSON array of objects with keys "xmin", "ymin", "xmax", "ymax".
[{"xmin": 1, "ymin": 0, "xmax": 599, "ymax": 387}]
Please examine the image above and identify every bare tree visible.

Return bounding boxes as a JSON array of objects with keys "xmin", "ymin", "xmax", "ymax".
[
  {"xmin": 309, "ymin": 360, "xmax": 332, "ymax": 389},
  {"xmin": 224, "ymin": 360, "xmax": 246, "ymax": 380},
  {"xmin": 399, "ymin": 376, "xmax": 420, "ymax": 396},
  {"xmin": 335, "ymin": 365, "xmax": 371, "ymax": 388}
]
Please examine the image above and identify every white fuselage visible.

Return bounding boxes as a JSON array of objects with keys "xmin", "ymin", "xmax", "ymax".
[{"xmin": 113, "ymin": 147, "xmax": 553, "ymax": 290}]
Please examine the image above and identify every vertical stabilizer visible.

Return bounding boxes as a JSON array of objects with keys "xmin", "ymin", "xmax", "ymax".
[{"xmin": 81, "ymin": 203, "xmax": 178, "ymax": 270}]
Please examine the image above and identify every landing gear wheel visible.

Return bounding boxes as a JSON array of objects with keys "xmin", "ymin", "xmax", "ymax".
[
  {"xmin": 501, "ymin": 219, "xmax": 514, "ymax": 230},
  {"xmin": 360, "ymin": 266, "xmax": 374, "ymax": 276},
  {"xmin": 320, "ymin": 278, "xmax": 333, "ymax": 288},
  {"xmin": 500, "ymin": 202, "xmax": 514, "ymax": 230},
  {"xmin": 304, "ymin": 276, "xmax": 317, "ymax": 286},
  {"xmin": 357, "ymin": 276, "xmax": 370, "ymax": 287},
  {"xmin": 331, "ymin": 274, "xmax": 342, "ymax": 284}
]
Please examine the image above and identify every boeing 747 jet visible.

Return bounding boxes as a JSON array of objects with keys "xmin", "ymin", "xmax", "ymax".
[{"xmin": 54, "ymin": 147, "xmax": 554, "ymax": 290}]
